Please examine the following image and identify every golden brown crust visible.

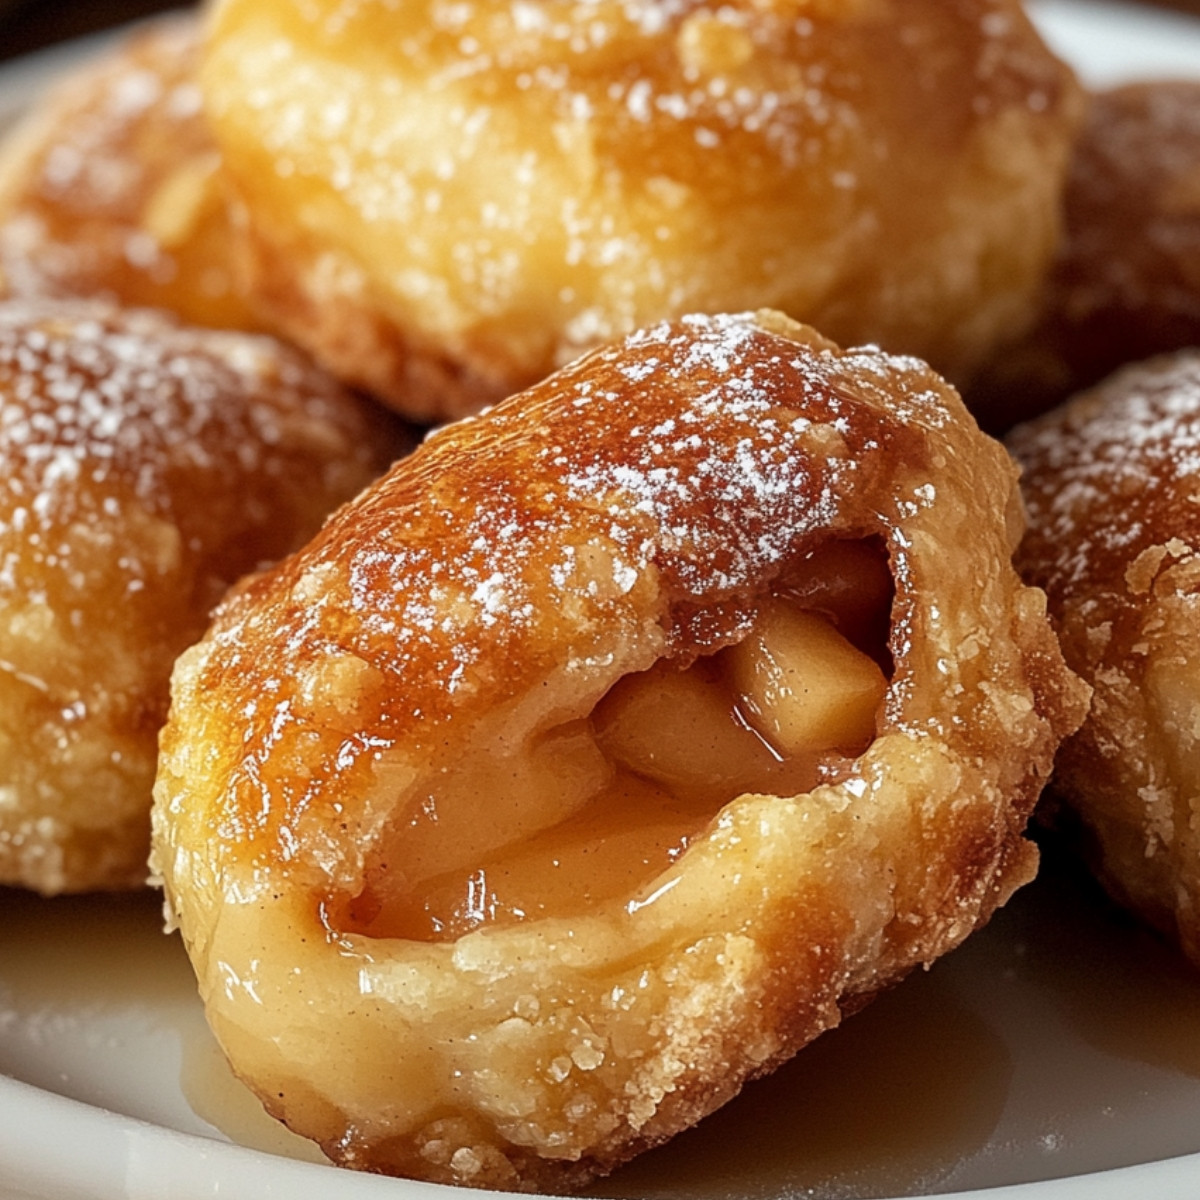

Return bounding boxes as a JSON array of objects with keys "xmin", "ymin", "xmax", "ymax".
[
  {"xmin": 200, "ymin": 0, "xmax": 1082, "ymax": 420},
  {"xmin": 1009, "ymin": 351, "xmax": 1200, "ymax": 964},
  {"xmin": 0, "ymin": 16, "xmax": 256, "ymax": 332},
  {"xmin": 0, "ymin": 299, "xmax": 405, "ymax": 894},
  {"xmin": 153, "ymin": 311, "xmax": 1085, "ymax": 1191},
  {"xmin": 969, "ymin": 80, "xmax": 1200, "ymax": 431}
]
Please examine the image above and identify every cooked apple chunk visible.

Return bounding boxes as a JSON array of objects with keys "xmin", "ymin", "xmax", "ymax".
[{"xmin": 728, "ymin": 603, "xmax": 887, "ymax": 757}]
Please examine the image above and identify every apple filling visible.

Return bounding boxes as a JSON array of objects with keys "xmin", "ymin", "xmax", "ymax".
[{"xmin": 337, "ymin": 540, "xmax": 892, "ymax": 943}]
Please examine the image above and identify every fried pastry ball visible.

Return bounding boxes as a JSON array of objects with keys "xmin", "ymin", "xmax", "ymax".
[
  {"xmin": 153, "ymin": 311, "xmax": 1085, "ymax": 1191},
  {"xmin": 199, "ymin": 0, "xmax": 1083, "ymax": 421},
  {"xmin": 970, "ymin": 80, "xmax": 1200, "ymax": 431},
  {"xmin": 0, "ymin": 300, "xmax": 404, "ymax": 895},
  {"xmin": 1010, "ymin": 352, "xmax": 1200, "ymax": 966},
  {"xmin": 0, "ymin": 17, "xmax": 255, "ymax": 331}
]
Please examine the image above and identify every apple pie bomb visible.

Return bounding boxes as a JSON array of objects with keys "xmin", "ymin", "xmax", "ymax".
[
  {"xmin": 152, "ymin": 311, "xmax": 1086, "ymax": 1192},
  {"xmin": 1009, "ymin": 351, "xmax": 1200, "ymax": 967},
  {"xmin": 0, "ymin": 299, "xmax": 404, "ymax": 895},
  {"xmin": 0, "ymin": 16, "xmax": 253, "ymax": 332},
  {"xmin": 198, "ymin": 0, "xmax": 1083, "ymax": 420}
]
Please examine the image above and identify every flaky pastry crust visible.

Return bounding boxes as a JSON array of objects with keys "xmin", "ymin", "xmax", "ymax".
[
  {"xmin": 1010, "ymin": 352, "xmax": 1200, "ymax": 966},
  {"xmin": 0, "ymin": 17, "xmax": 255, "ymax": 332},
  {"xmin": 970, "ymin": 80, "xmax": 1200, "ymax": 431},
  {"xmin": 153, "ymin": 312, "xmax": 1084, "ymax": 1190},
  {"xmin": 0, "ymin": 300, "xmax": 404, "ymax": 894},
  {"xmin": 199, "ymin": 0, "xmax": 1081, "ymax": 420}
]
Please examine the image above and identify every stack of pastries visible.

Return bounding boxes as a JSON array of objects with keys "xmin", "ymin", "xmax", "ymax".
[
  {"xmin": 0, "ymin": 0, "xmax": 1198, "ymax": 1191},
  {"xmin": 997, "ymin": 76, "xmax": 1200, "ymax": 972}
]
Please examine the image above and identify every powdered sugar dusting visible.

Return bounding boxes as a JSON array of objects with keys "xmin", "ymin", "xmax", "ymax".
[
  {"xmin": 1010, "ymin": 351, "xmax": 1200, "ymax": 599},
  {"xmin": 237, "ymin": 0, "xmax": 1062, "ymax": 194},
  {"xmin": 0, "ymin": 299, "xmax": 388, "ymax": 597},
  {"xmin": 205, "ymin": 312, "xmax": 960, "ymax": 836},
  {"xmin": 0, "ymin": 297, "xmax": 399, "ymax": 895}
]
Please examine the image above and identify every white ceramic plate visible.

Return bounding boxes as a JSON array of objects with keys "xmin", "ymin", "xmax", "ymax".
[{"xmin": 2, "ymin": 3, "xmax": 1200, "ymax": 1198}]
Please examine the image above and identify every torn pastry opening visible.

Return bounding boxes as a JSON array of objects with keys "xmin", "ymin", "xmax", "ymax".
[{"xmin": 333, "ymin": 537, "xmax": 894, "ymax": 943}]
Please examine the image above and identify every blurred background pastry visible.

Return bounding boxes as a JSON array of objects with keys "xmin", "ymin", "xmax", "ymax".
[
  {"xmin": 0, "ymin": 15, "xmax": 256, "ymax": 331},
  {"xmin": 970, "ymin": 79, "xmax": 1200, "ymax": 431},
  {"xmin": 1009, "ymin": 350, "xmax": 1200, "ymax": 966},
  {"xmin": 198, "ymin": 0, "xmax": 1083, "ymax": 421},
  {"xmin": 0, "ymin": 299, "xmax": 405, "ymax": 895}
]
